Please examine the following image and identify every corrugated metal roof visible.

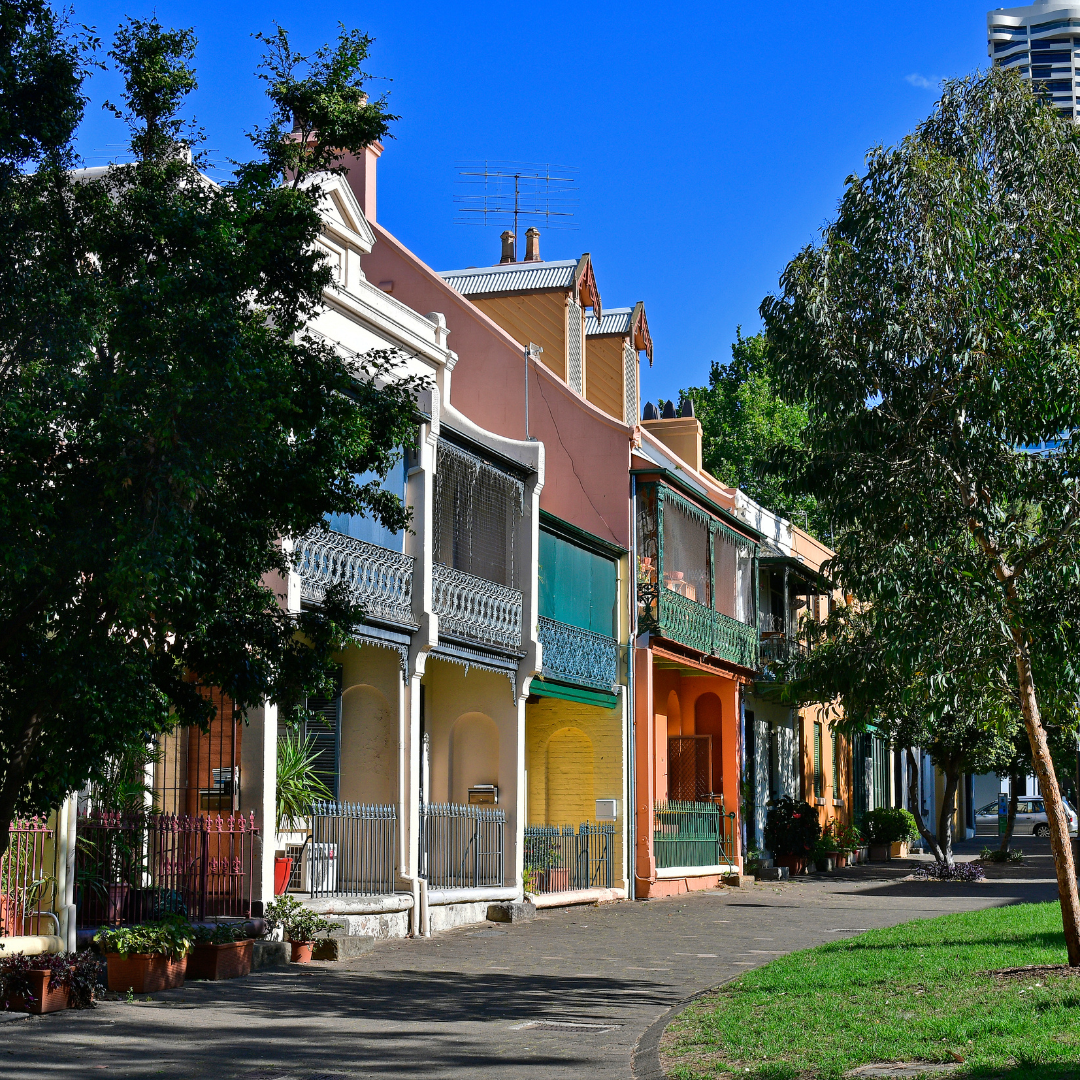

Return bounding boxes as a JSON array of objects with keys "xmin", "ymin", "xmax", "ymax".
[
  {"xmin": 439, "ymin": 259, "xmax": 579, "ymax": 296},
  {"xmin": 585, "ymin": 307, "xmax": 633, "ymax": 336}
]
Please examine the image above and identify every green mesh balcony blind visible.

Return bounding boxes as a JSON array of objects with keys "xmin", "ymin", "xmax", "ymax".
[{"xmin": 539, "ymin": 530, "xmax": 617, "ymax": 637}]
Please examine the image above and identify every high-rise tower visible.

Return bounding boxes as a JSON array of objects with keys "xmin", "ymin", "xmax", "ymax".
[{"xmin": 987, "ymin": 2, "xmax": 1080, "ymax": 119}]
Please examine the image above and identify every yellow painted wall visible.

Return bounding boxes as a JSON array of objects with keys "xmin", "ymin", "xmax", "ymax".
[
  {"xmin": 337, "ymin": 642, "xmax": 402, "ymax": 805},
  {"xmin": 473, "ymin": 293, "xmax": 567, "ymax": 381},
  {"xmin": 525, "ymin": 694, "xmax": 626, "ymax": 889},
  {"xmin": 584, "ymin": 335, "xmax": 625, "ymax": 421}
]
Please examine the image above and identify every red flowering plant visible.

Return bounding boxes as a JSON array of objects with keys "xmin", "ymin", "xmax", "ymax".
[{"xmin": 764, "ymin": 796, "xmax": 822, "ymax": 858}]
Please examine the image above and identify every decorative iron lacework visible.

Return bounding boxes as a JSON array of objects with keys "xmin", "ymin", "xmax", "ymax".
[
  {"xmin": 635, "ymin": 481, "xmax": 759, "ymax": 669},
  {"xmin": 566, "ymin": 299, "xmax": 583, "ymax": 394},
  {"xmin": 297, "ymin": 529, "xmax": 415, "ymax": 627},
  {"xmin": 537, "ymin": 616, "xmax": 619, "ymax": 692},
  {"xmin": 430, "ymin": 640, "xmax": 518, "ymax": 700},
  {"xmin": 434, "ymin": 438, "xmax": 524, "ymax": 589},
  {"xmin": 623, "ymin": 341, "xmax": 638, "ymax": 424},
  {"xmin": 432, "ymin": 562, "xmax": 522, "ymax": 652}
]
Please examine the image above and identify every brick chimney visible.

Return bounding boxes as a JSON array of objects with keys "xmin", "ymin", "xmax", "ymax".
[
  {"xmin": 500, "ymin": 230, "xmax": 516, "ymax": 264},
  {"xmin": 524, "ymin": 227, "xmax": 541, "ymax": 262},
  {"xmin": 642, "ymin": 397, "xmax": 703, "ymax": 472},
  {"xmin": 340, "ymin": 141, "xmax": 383, "ymax": 223}
]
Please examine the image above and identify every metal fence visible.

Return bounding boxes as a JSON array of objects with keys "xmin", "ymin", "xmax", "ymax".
[
  {"xmin": 308, "ymin": 801, "xmax": 397, "ymax": 897},
  {"xmin": 75, "ymin": 811, "xmax": 258, "ymax": 928},
  {"xmin": 523, "ymin": 823, "xmax": 615, "ymax": 894},
  {"xmin": 653, "ymin": 800, "xmax": 737, "ymax": 869},
  {"xmin": 2, "ymin": 816, "xmax": 58, "ymax": 937},
  {"xmin": 419, "ymin": 803, "xmax": 505, "ymax": 888}
]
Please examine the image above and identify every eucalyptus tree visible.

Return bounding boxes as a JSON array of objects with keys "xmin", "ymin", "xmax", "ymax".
[
  {"xmin": 0, "ymin": 9, "xmax": 419, "ymax": 859},
  {"xmin": 763, "ymin": 68, "xmax": 1080, "ymax": 961}
]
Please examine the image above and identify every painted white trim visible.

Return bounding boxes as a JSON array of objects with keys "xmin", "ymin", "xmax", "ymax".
[
  {"xmin": 528, "ymin": 887, "xmax": 626, "ymax": 909},
  {"xmin": 655, "ymin": 864, "xmax": 736, "ymax": 879},
  {"xmin": 426, "ymin": 886, "xmax": 520, "ymax": 906},
  {"xmin": 302, "ymin": 894, "xmax": 415, "ymax": 916}
]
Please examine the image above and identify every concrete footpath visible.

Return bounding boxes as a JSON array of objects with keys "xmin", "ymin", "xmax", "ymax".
[{"xmin": 1, "ymin": 836, "xmax": 1059, "ymax": 1080}]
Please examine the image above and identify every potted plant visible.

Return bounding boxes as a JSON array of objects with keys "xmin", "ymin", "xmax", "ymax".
[
  {"xmin": 275, "ymin": 731, "xmax": 334, "ymax": 895},
  {"xmin": 1, "ymin": 950, "xmax": 102, "ymax": 1014},
  {"xmin": 95, "ymin": 915, "xmax": 194, "ymax": 993},
  {"xmin": 265, "ymin": 894, "xmax": 332, "ymax": 963},
  {"xmin": 186, "ymin": 923, "xmax": 254, "ymax": 981},
  {"xmin": 833, "ymin": 822, "xmax": 862, "ymax": 866},
  {"xmin": 864, "ymin": 807, "xmax": 919, "ymax": 861},
  {"xmin": 813, "ymin": 830, "xmax": 838, "ymax": 872},
  {"xmin": 764, "ymin": 796, "xmax": 821, "ymax": 876}
]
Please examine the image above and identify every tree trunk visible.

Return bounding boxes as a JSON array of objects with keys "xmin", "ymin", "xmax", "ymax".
[
  {"xmin": 999, "ymin": 772, "xmax": 1022, "ymax": 853},
  {"xmin": 1012, "ymin": 641, "xmax": 1080, "ymax": 966},
  {"xmin": 936, "ymin": 756, "xmax": 961, "ymax": 867},
  {"xmin": 906, "ymin": 747, "xmax": 945, "ymax": 862}
]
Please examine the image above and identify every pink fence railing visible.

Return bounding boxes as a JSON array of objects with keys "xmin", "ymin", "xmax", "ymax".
[
  {"xmin": 75, "ymin": 811, "xmax": 258, "ymax": 928},
  {"xmin": 1, "ymin": 816, "xmax": 56, "ymax": 937}
]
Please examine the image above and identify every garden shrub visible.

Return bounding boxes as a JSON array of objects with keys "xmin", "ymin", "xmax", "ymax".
[{"xmin": 764, "ymin": 796, "xmax": 821, "ymax": 858}]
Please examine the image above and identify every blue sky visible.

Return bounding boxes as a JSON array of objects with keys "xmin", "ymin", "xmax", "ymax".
[{"xmin": 73, "ymin": 1, "xmax": 994, "ymax": 406}]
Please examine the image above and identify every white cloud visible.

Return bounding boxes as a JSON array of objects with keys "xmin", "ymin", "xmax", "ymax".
[{"xmin": 906, "ymin": 73, "xmax": 936, "ymax": 90}]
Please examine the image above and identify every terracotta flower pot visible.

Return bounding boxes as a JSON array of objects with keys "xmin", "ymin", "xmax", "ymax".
[
  {"xmin": 274, "ymin": 857, "xmax": 293, "ymax": 896},
  {"xmin": 774, "ymin": 855, "xmax": 807, "ymax": 875},
  {"xmin": 186, "ymin": 940, "xmax": 253, "ymax": 981},
  {"xmin": 542, "ymin": 868, "xmax": 570, "ymax": 893},
  {"xmin": 869, "ymin": 843, "xmax": 891, "ymax": 862},
  {"xmin": 290, "ymin": 941, "xmax": 314, "ymax": 964},
  {"xmin": 890, "ymin": 841, "xmax": 910, "ymax": 858},
  {"xmin": 6, "ymin": 968, "xmax": 70, "ymax": 1014},
  {"xmin": 835, "ymin": 853, "xmax": 848, "ymax": 869},
  {"xmin": 106, "ymin": 952, "xmax": 186, "ymax": 994}
]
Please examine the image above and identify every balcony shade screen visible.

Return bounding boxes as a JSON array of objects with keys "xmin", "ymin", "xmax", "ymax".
[
  {"xmin": 326, "ymin": 461, "xmax": 406, "ymax": 552},
  {"xmin": 539, "ymin": 530, "xmax": 617, "ymax": 637},
  {"xmin": 662, "ymin": 496, "xmax": 710, "ymax": 607},
  {"xmin": 434, "ymin": 439, "xmax": 524, "ymax": 588}
]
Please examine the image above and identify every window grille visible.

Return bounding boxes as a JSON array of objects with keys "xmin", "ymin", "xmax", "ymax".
[
  {"xmin": 623, "ymin": 341, "xmax": 638, "ymax": 424},
  {"xmin": 566, "ymin": 299, "xmax": 583, "ymax": 394},
  {"xmin": 662, "ymin": 497, "xmax": 710, "ymax": 607},
  {"xmin": 813, "ymin": 722, "xmax": 823, "ymax": 799},
  {"xmin": 434, "ymin": 439, "xmax": 524, "ymax": 589},
  {"xmin": 668, "ymin": 736, "xmax": 714, "ymax": 802}
]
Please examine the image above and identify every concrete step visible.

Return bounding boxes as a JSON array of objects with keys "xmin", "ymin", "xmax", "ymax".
[
  {"xmin": 754, "ymin": 866, "xmax": 790, "ymax": 882},
  {"xmin": 487, "ymin": 900, "xmax": 536, "ymax": 923},
  {"xmin": 252, "ymin": 940, "xmax": 290, "ymax": 970},
  {"xmin": 721, "ymin": 873, "xmax": 756, "ymax": 888},
  {"xmin": 311, "ymin": 935, "xmax": 375, "ymax": 961}
]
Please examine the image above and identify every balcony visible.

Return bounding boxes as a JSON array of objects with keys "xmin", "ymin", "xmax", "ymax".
[
  {"xmin": 432, "ymin": 563, "xmax": 522, "ymax": 652},
  {"xmin": 297, "ymin": 529, "xmax": 415, "ymax": 627},
  {"xmin": 639, "ymin": 585, "xmax": 759, "ymax": 670},
  {"xmin": 537, "ymin": 617, "xmax": 618, "ymax": 692}
]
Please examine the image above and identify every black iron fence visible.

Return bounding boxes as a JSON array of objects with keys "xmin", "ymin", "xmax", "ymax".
[
  {"xmin": 75, "ymin": 811, "xmax": 258, "ymax": 928},
  {"xmin": 419, "ymin": 803, "xmax": 504, "ymax": 888},
  {"xmin": 308, "ymin": 801, "xmax": 397, "ymax": 897},
  {"xmin": 523, "ymin": 823, "xmax": 615, "ymax": 895}
]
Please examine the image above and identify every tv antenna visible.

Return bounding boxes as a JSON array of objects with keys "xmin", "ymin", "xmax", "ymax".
[{"xmin": 454, "ymin": 160, "xmax": 578, "ymax": 247}]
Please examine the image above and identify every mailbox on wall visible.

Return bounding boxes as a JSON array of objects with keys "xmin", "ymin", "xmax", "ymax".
[{"xmin": 468, "ymin": 784, "xmax": 498, "ymax": 806}]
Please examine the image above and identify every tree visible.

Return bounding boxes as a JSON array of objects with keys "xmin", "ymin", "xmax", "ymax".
[
  {"xmin": 680, "ymin": 329, "xmax": 825, "ymax": 538},
  {"xmin": 0, "ymin": 11, "xmax": 420, "ymax": 859},
  {"xmin": 763, "ymin": 68, "xmax": 1080, "ymax": 962}
]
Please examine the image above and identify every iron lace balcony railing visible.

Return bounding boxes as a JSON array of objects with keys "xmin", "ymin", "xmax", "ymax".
[
  {"xmin": 418, "ymin": 803, "xmax": 505, "ymax": 888},
  {"xmin": 639, "ymin": 586, "xmax": 759, "ymax": 670},
  {"xmin": 432, "ymin": 563, "xmax": 522, "ymax": 652},
  {"xmin": 537, "ymin": 617, "xmax": 618, "ymax": 692},
  {"xmin": 308, "ymin": 801, "xmax": 397, "ymax": 897},
  {"xmin": 296, "ymin": 529, "xmax": 415, "ymax": 627},
  {"xmin": 523, "ymin": 823, "xmax": 615, "ymax": 894},
  {"xmin": 653, "ymin": 800, "xmax": 737, "ymax": 869}
]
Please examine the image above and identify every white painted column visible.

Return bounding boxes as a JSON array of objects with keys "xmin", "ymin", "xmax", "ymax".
[{"xmin": 241, "ymin": 700, "xmax": 278, "ymax": 910}]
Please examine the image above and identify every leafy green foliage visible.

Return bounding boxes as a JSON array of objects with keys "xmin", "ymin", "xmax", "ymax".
[
  {"xmin": 681, "ymin": 329, "xmax": 823, "ymax": 537},
  {"xmin": 95, "ymin": 915, "xmax": 194, "ymax": 960},
  {"xmin": 0, "ymin": 949, "xmax": 102, "ymax": 1009},
  {"xmin": 763, "ymin": 796, "xmax": 821, "ymax": 858},
  {"xmin": 191, "ymin": 922, "xmax": 250, "ymax": 945},
  {"xmin": 276, "ymin": 730, "xmax": 333, "ymax": 832},
  {"xmin": 0, "ymin": 10, "xmax": 420, "ymax": 857},
  {"xmin": 863, "ymin": 807, "xmax": 918, "ymax": 846},
  {"xmin": 264, "ymin": 893, "xmax": 332, "ymax": 942},
  {"xmin": 664, "ymin": 904, "xmax": 1075, "ymax": 1080}
]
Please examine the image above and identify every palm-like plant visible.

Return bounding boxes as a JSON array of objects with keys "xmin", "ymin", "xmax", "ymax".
[{"xmin": 276, "ymin": 731, "xmax": 333, "ymax": 834}]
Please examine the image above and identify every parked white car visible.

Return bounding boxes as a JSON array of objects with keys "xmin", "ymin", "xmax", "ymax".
[{"xmin": 975, "ymin": 797, "xmax": 1078, "ymax": 837}]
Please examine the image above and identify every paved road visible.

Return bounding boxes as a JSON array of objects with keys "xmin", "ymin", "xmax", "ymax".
[{"xmin": 2, "ymin": 837, "xmax": 1059, "ymax": 1080}]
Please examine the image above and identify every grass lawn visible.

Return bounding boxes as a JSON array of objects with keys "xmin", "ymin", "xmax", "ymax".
[{"xmin": 660, "ymin": 902, "xmax": 1080, "ymax": 1080}]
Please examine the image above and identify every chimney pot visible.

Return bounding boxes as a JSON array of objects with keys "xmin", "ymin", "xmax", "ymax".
[
  {"xmin": 524, "ymin": 227, "xmax": 541, "ymax": 262},
  {"xmin": 642, "ymin": 401, "xmax": 660, "ymax": 421},
  {"xmin": 661, "ymin": 400, "xmax": 677, "ymax": 419},
  {"xmin": 500, "ymin": 230, "xmax": 516, "ymax": 264},
  {"xmin": 680, "ymin": 398, "xmax": 695, "ymax": 418}
]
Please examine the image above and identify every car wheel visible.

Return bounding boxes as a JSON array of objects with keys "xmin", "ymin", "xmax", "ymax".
[{"xmin": 1035, "ymin": 824, "xmax": 1050, "ymax": 838}]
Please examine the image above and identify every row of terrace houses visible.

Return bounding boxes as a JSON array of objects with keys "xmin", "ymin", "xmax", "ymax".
[{"xmin": 28, "ymin": 143, "xmax": 893, "ymax": 953}]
